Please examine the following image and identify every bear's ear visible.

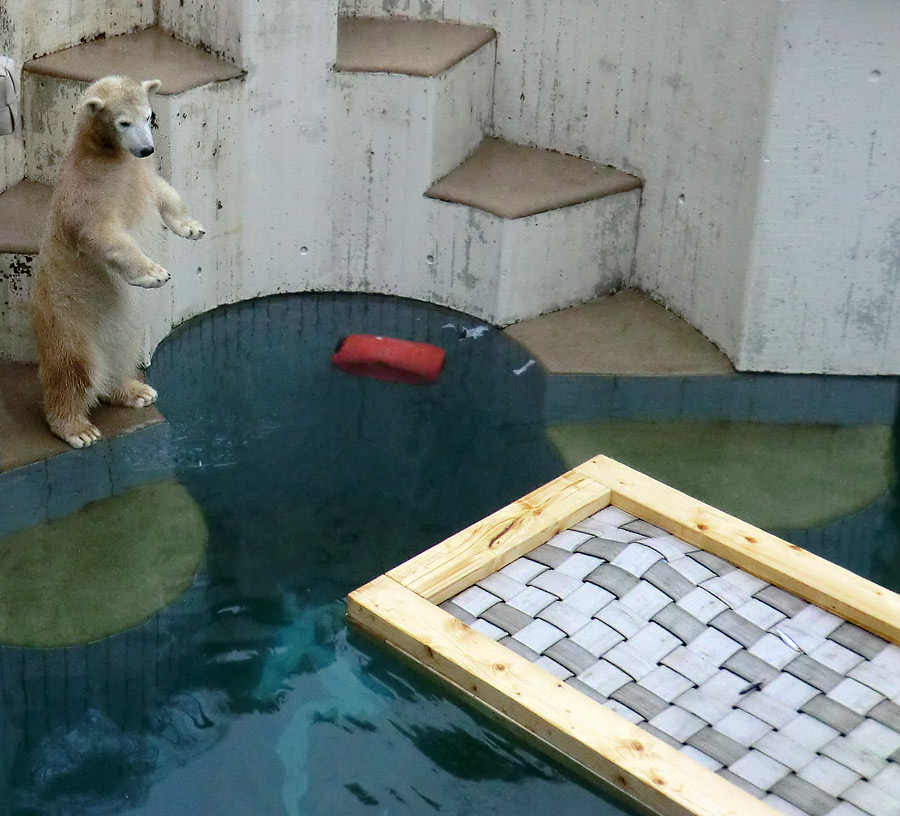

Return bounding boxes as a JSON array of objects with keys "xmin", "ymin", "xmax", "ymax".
[
  {"xmin": 83, "ymin": 97, "xmax": 104, "ymax": 113},
  {"xmin": 142, "ymin": 79, "xmax": 162, "ymax": 96}
]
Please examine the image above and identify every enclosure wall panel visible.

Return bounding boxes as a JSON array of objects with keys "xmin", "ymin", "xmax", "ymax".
[
  {"xmin": 739, "ymin": 0, "xmax": 900, "ymax": 374},
  {"xmin": 339, "ymin": 0, "xmax": 782, "ymax": 366}
]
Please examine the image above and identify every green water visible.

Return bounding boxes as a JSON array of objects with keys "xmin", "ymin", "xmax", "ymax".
[
  {"xmin": 1, "ymin": 292, "xmax": 898, "ymax": 815},
  {"xmin": 548, "ymin": 421, "xmax": 895, "ymax": 531}
]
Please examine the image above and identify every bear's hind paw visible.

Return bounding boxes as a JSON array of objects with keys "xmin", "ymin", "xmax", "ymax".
[
  {"xmin": 102, "ymin": 381, "xmax": 158, "ymax": 409},
  {"xmin": 129, "ymin": 384, "xmax": 158, "ymax": 408},
  {"xmin": 123, "ymin": 382, "xmax": 157, "ymax": 409},
  {"xmin": 53, "ymin": 420, "xmax": 102, "ymax": 449}
]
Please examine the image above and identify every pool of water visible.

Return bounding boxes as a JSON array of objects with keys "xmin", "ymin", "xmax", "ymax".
[
  {"xmin": 1, "ymin": 292, "xmax": 899, "ymax": 815},
  {"xmin": 1, "ymin": 294, "xmax": 639, "ymax": 815}
]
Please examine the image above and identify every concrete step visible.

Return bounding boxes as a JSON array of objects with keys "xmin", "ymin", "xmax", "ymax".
[
  {"xmin": 331, "ymin": 16, "xmax": 496, "ymax": 296},
  {"xmin": 0, "ymin": 361, "xmax": 171, "ymax": 537},
  {"xmin": 0, "ymin": 180, "xmax": 52, "ymax": 362},
  {"xmin": 427, "ymin": 138, "xmax": 642, "ymax": 219},
  {"xmin": 0, "ymin": 179, "xmax": 51, "ymax": 255},
  {"xmin": 23, "ymin": 26, "xmax": 241, "ymax": 92},
  {"xmin": 424, "ymin": 139, "xmax": 644, "ymax": 325},
  {"xmin": 504, "ymin": 290, "xmax": 734, "ymax": 377},
  {"xmin": 23, "ymin": 27, "xmax": 243, "ymax": 183},
  {"xmin": 0, "ymin": 0, "xmax": 155, "ymax": 193},
  {"xmin": 0, "ymin": 359, "xmax": 164, "ymax": 468},
  {"xmin": 336, "ymin": 17, "xmax": 496, "ymax": 77},
  {"xmin": 334, "ymin": 16, "xmax": 496, "ymax": 184}
]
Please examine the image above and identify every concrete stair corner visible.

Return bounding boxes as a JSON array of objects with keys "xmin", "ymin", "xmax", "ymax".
[
  {"xmin": 424, "ymin": 138, "xmax": 643, "ymax": 325},
  {"xmin": 331, "ymin": 16, "xmax": 496, "ymax": 295}
]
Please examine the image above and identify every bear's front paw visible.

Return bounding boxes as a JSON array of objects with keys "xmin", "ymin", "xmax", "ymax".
[
  {"xmin": 172, "ymin": 217, "xmax": 205, "ymax": 240},
  {"xmin": 131, "ymin": 261, "xmax": 171, "ymax": 289}
]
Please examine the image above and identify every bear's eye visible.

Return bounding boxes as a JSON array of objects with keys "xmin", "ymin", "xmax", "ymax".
[{"xmin": 117, "ymin": 120, "xmax": 132, "ymax": 129}]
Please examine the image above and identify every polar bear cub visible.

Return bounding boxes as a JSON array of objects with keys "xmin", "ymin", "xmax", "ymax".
[{"xmin": 32, "ymin": 75, "xmax": 204, "ymax": 448}]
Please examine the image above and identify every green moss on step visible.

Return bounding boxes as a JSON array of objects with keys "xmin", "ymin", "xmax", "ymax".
[
  {"xmin": 547, "ymin": 421, "xmax": 895, "ymax": 531},
  {"xmin": 0, "ymin": 479, "xmax": 206, "ymax": 647}
]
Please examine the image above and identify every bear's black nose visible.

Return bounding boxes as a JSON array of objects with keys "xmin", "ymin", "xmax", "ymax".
[{"xmin": 138, "ymin": 146, "xmax": 154, "ymax": 158}]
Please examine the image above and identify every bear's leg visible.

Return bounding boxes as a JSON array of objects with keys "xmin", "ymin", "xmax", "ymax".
[
  {"xmin": 39, "ymin": 350, "xmax": 102, "ymax": 449},
  {"xmin": 155, "ymin": 176, "xmax": 205, "ymax": 240},
  {"xmin": 83, "ymin": 222, "xmax": 171, "ymax": 288},
  {"xmin": 101, "ymin": 379, "xmax": 158, "ymax": 409},
  {"xmin": 100, "ymin": 323, "xmax": 156, "ymax": 409}
]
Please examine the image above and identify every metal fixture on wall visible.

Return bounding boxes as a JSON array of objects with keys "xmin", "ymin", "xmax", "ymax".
[{"xmin": 0, "ymin": 57, "xmax": 18, "ymax": 136}]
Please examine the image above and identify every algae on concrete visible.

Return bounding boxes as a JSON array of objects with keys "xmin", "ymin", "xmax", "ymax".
[
  {"xmin": 547, "ymin": 421, "xmax": 894, "ymax": 531},
  {"xmin": 0, "ymin": 479, "xmax": 206, "ymax": 647}
]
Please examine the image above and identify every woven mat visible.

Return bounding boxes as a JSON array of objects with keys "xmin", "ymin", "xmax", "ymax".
[{"xmin": 443, "ymin": 506, "xmax": 900, "ymax": 816}]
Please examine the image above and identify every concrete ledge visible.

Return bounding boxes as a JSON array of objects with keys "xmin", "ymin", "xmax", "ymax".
[
  {"xmin": 0, "ymin": 361, "xmax": 164, "ymax": 473},
  {"xmin": 544, "ymin": 373, "xmax": 900, "ymax": 426},
  {"xmin": 24, "ymin": 27, "xmax": 243, "ymax": 94},
  {"xmin": 427, "ymin": 139, "xmax": 643, "ymax": 219},
  {"xmin": 0, "ymin": 180, "xmax": 52, "ymax": 254},
  {"xmin": 336, "ymin": 17, "xmax": 496, "ymax": 77},
  {"xmin": 505, "ymin": 290, "xmax": 734, "ymax": 376}
]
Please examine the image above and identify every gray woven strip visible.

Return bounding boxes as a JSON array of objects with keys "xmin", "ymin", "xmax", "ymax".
[
  {"xmin": 771, "ymin": 774, "xmax": 840, "ymax": 816},
  {"xmin": 444, "ymin": 506, "xmax": 900, "ymax": 816}
]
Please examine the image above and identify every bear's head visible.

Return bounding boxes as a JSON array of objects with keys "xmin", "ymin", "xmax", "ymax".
[{"xmin": 78, "ymin": 76, "xmax": 161, "ymax": 158}]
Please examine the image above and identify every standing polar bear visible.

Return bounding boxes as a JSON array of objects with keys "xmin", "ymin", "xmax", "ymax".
[{"xmin": 32, "ymin": 75, "xmax": 204, "ymax": 448}]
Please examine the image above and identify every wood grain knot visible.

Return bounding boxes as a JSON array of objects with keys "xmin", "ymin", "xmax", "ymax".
[{"xmin": 488, "ymin": 520, "xmax": 516, "ymax": 548}]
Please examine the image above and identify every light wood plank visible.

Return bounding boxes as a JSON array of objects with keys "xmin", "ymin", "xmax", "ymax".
[
  {"xmin": 576, "ymin": 455, "xmax": 900, "ymax": 646},
  {"xmin": 388, "ymin": 470, "xmax": 611, "ymax": 604},
  {"xmin": 349, "ymin": 575, "xmax": 779, "ymax": 816}
]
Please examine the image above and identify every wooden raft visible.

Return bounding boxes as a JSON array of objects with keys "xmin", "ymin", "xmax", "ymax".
[{"xmin": 348, "ymin": 456, "xmax": 900, "ymax": 816}]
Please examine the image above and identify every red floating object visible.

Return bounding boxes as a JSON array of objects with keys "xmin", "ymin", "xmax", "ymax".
[{"xmin": 332, "ymin": 334, "xmax": 445, "ymax": 384}]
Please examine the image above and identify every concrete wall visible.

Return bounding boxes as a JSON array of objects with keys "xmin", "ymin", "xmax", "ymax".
[
  {"xmin": 3, "ymin": 0, "xmax": 899, "ymax": 373},
  {"xmin": 740, "ymin": 0, "xmax": 900, "ymax": 374},
  {"xmin": 341, "ymin": 0, "xmax": 784, "ymax": 366},
  {"xmin": 342, "ymin": 0, "xmax": 900, "ymax": 375},
  {"xmin": 151, "ymin": 1, "xmax": 631, "ymax": 337},
  {"xmin": 158, "ymin": 0, "xmax": 335, "ymax": 290}
]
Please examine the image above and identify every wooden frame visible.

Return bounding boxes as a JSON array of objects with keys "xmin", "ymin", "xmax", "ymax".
[{"xmin": 348, "ymin": 455, "xmax": 900, "ymax": 816}]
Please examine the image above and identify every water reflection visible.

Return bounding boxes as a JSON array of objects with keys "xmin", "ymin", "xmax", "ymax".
[
  {"xmin": 781, "ymin": 395, "xmax": 900, "ymax": 592},
  {"xmin": 3, "ymin": 292, "xmax": 899, "ymax": 816},
  {"xmin": 2, "ymin": 294, "xmax": 624, "ymax": 815}
]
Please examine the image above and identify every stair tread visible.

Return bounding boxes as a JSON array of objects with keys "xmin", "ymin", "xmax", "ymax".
[
  {"xmin": 426, "ymin": 138, "xmax": 643, "ymax": 219},
  {"xmin": 0, "ymin": 361, "xmax": 164, "ymax": 472},
  {"xmin": 0, "ymin": 180, "xmax": 52, "ymax": 255},
  {"xmin": 505, "ymin": 291, "xmax": 734, "ymax": 376},
  {"xmin": 336, "ymin": 17, "xmax": 495, "ymax": 77},
  {"xmin": 24, "ymin": 27, "xmax": 243, "ymax": 94}
]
